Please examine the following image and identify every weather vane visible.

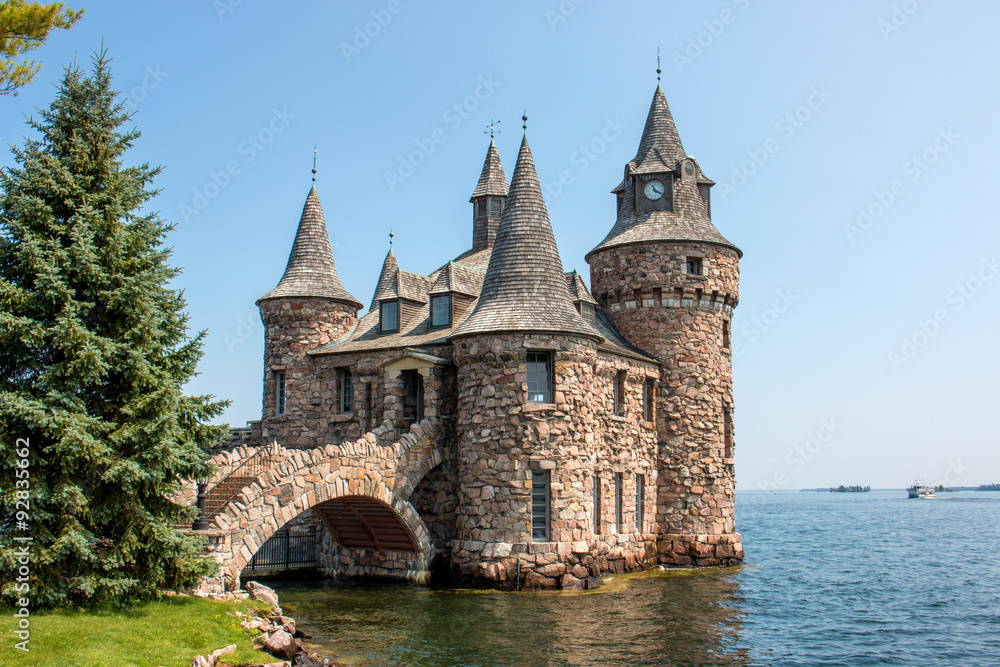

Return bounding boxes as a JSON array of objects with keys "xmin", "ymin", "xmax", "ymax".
[
  {"xmin": 657, "ymin": 48, "xmax": 661, "ymax": 82},
  {"xmin": 485, "ymin": 119, "xmax": 501, "ymax": 138},
  {"xmin": 311, "ymin": 146, "xmax": 317, "ymax": 183},
  {"xmin": 522, "ymin": 110, "xmax": 528, "ymax": 130}
]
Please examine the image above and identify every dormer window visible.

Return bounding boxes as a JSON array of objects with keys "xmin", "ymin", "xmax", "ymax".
[
  {"xmin": 579, "ymin": 302, "xmax": 595, "ymax": 325},
  {"xmin": 380, "ymin": 300, "xmax": 399, "ymax": 333},
  {"xmin": 686, "ymin": 257, "xmax": 702, "ymax": 276},
  {"xmin": 430, "ymin": 294, "xmax": 452, "ymax": 328}
]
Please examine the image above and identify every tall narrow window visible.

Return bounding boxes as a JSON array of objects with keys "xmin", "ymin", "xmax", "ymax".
[
  {"xmin": 698, "ymin": 183, "xmax": 711, "ymax": 219},
  {"xmin": 340, "ymin": 369, "xmax": 353, "ymax": 413},
  {"xmin": 526, "ymin": 351, "xmax": 552, "ymax": 403},
  {"xmin": 724, "ymin": 406, "xmax": 734, "ymax": 459},
  {"xmin": 380, "ymin": 300, "xmax": 399, "ymax": 333},
  {"xmin": 275, "ymin": 371, "xmax": 286, "ymax": 416},
  {"xmin": 723, "ymin": 319, "xmax": 731, "ymax": 350},
  {"xmin": 643, "ymin": 379, "xmax": 653, "ymax": 422},
  {"xmin": 531, "ymin": 470, "xmax": 550, "ymax": 541},
  {"xmin": 614, "ymin": 472, "xmax": 623, "ymax": 533},
  {"xmin": 614, "ymin": 372, "xmax": 626, "ymax": 416},
  {"xmin": 580, "ymin": 302, "xmax": 595, "ymax": 325},
  {"xmin": 363, "ymin": 382, "xmax": 372, "ymax": 432},
  {"xmin": 593, "ymin": 473, "xmax": 602, "ymax": 536},
  {"xmin": 430, "ymin": 294, "xmax": 452, "ymax": 328},
  {"xmin": 686, "ymin": 257, "xmax": 702, "ymax": 276},
  {"xmin": 488, "ymin": 197, "xmax": 502, "ymax": 217},
  {"xmin": 635, "ymin": 473, "xmax": 645, "ymax": 532}
]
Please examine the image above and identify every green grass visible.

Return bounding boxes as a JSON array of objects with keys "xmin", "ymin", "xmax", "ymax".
[{"xmin": 1, "ymin": 596, "xmax": 278, "ymax": 667}]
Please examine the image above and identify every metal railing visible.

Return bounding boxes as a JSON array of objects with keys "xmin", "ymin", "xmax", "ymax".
[
  {"xmin": 202, "ymin": 447, "xmax": 272, "ymax": 521},
  {"xmin": 245, "ymin": 529, "xmax": 319, "ymax": 571}
]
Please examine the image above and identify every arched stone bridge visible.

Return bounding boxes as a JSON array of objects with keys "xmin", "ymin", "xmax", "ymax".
[{"xmin": 194, "ymin": 418, "xmax": 447, "ymax": 592}]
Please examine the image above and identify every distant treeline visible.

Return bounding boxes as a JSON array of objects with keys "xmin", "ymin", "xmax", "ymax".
[
  {"xmin": 978, "ymin": 483, "xmax": 1000, "ymax": 491},
  {"xmin": 830, "ymin": 485, "xmax": 870, "ymax": 493}
]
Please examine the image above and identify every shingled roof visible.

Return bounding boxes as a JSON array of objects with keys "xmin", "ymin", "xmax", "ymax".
[
  {"xmin": 470, "ymin": 139, "xmax": 509, "ymax": 200},
  {"xmin": 451, "ymin": 135, "xmax": 602, "ymax": 341},
  {"xmin": 587, "ymin": 86, "xmax": 741, "ymax": 259},
  {"xmin": 259, "ymin": 186, "xmax": 362, "ymax": 307},
  {"xmin": 429, "ymin": 261, "xmax": 485, "ymax": 297},
  {"xmin": 565, "ymin": 271, "xmax": 598, "ymax": 305},
  {"xmin": 369, "ymin": 247, "xmax": 398, "ymax": 310}
]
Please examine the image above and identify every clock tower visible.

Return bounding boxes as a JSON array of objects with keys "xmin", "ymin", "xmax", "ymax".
[{"xmin": 587, "ymin": 83, "xmax": 744, "ymax": 567}]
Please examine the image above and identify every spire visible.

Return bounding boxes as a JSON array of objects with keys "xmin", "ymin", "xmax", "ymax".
[
  {"xmin": 370, "ymin": 243, "xmax": 398, "ymax": 309},
  {"xmin": 631, "ymin": 84, "xmax": 686, "ymax": 174},
  {"xmin": 258, "ymin": 187, "xmax": 362, "ymax": 308},
  {"xmin": 469, "ymin": 139, "xmax": 509, "ymax": 200},
  {"xmin": 452, "ymin": 135, "xmax": 601, "ymax": 341}
]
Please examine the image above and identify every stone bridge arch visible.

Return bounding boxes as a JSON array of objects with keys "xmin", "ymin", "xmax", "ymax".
[{"xmin": 203, "ymin": 418, "xmax": 449, "ymax": 590}]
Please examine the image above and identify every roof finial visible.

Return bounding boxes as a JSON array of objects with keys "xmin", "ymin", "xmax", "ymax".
[
  {"xmin": 522, "ymin": 110, "xmax": 528, "ymax": 131},
  {"xmin": 656, "ymin": 48, "xmax": 661, "ymax": 82},
  {"xmin": 311, "ymin": 145, "xmax": 317, "ymax": 183},
  {"xmin": 485, "ymin": 119, "xmax": 501, "ymax": 139},
  {"xmin": 389, "ymin": 229, "xmax": 394, "ymax": 247}
]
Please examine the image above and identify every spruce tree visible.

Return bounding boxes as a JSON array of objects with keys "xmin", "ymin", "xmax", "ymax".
[{"xmin": 0, "ymin": 51, "xmax": 227, "ymax": 608}]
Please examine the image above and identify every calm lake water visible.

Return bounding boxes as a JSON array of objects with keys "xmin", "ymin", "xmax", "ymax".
[{"xmin": 272, "ymin": 490, "xmax": 1000, "ymax": 666}]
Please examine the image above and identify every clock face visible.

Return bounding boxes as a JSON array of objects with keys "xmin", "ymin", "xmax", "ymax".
[{"xmin": 644, "ymin": 179, "xmax": 665, "ymax": 201}]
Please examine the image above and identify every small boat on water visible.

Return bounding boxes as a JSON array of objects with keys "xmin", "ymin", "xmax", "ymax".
[{"xmin": 907, "ymin": 481, "xmax": 937, "ymax": 499}]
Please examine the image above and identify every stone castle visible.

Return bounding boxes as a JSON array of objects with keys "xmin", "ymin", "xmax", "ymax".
[{"xmin": 192, "ymin": 82, "xmax": 742, "ymax": 591}]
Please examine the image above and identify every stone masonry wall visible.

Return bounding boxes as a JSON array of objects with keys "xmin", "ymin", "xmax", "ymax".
[
  {"xmin": 449, "ymin": 334, "xmax": 662, "ymax": 590},
  {"xmin": 589, "ymin": 242, "xmax": 742, "ymax": 566},
  {"xmin": 259, "ymin": 297, "xmax": 358, "ymax": 447}
]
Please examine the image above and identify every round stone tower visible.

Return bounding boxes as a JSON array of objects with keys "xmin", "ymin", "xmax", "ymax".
[
  {"xmin": 257, "ymin": 185, "xmax": 362, "ymax": 448},
  {"xmin": 587, "ymin": 85, "xmax": 743, "ymax": 565},
  {"xmin": 449, "ymin": 133, "xmax": 604, "ymax": 585}
]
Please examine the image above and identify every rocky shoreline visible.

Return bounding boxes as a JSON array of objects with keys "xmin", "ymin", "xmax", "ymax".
[{"xmin": 190, "ymin": 581, "xmax": 334, "ymax": 667}]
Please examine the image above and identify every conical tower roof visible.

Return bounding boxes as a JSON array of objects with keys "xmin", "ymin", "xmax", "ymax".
[
  {"xmin": 452, "ymin": 135, "xmax": 601, "ymax": 341},
  {"xmin": 258, "ymin": 186, "xmax": 362, "ymax": 307},
  {"xmin": 631, "ymin": 84, "xmax": 686, "ymax": 173},
  {"xmin": 369, "ymin": 247, "xmax": 398, "ymax": 309},
  {"xmin": 469, "ymin": 139, "xmax": 509, "ymax": 200},
  {"xmin": 587, "ymin": 85, "xmax": 740, "ymax": 259}
]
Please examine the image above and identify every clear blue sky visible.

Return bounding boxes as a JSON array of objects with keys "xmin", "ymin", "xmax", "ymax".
[{"xmin": 3, "ymin": 1, "xmax": 998, "ymax": 490}]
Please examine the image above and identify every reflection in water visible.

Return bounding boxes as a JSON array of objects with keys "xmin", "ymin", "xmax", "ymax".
[{"xmin": 274, "ymin": 568, "xmax": 749, "ymax": 666}]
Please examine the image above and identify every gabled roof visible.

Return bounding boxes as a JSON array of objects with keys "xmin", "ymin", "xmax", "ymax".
[
  {"xmin": 258, "ymin": 186, "xmax": 362, "ymax": 308},
  {"xmin": 373, "ymin": 266, "xmax": 434, "ymax": 304},
  {"xmin": 565, "ymin": 271, "xmax": 597, "ymax": 305},
  {"xmin": 451, "ymin": 135, "xmax": 602, "ymax": 342},
  {"xmin": 429, "ymin": 261, "xmax": 485, "ymax": 297},
  {"xmin": 470, "ymin": 139, "xmax": 509, "ymax": 200}
]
